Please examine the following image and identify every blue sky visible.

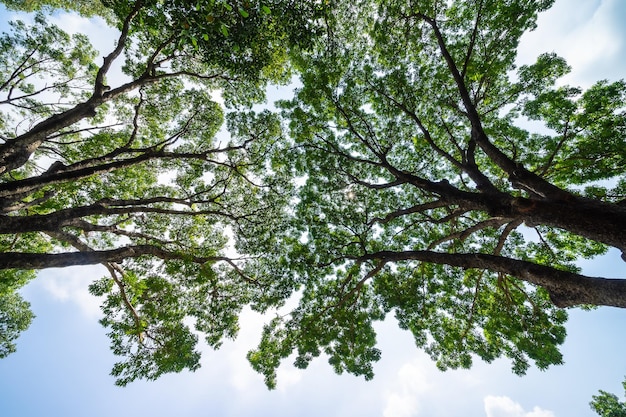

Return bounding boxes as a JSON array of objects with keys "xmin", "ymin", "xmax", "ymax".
[{"xmin": 1, "ymin": 1, "xmax": 626, "ymax": 416}]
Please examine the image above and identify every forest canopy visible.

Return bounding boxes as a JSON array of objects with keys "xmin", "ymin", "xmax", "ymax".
[{"xmin": 0, "ymin": 0, "xmax": 624, "ymax": 388}]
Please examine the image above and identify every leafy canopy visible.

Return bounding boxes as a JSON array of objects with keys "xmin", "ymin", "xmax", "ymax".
[
  {"xmin": 242, "ymin": 0, "xmax": 625, "ymax": 388},
  {"xmin": 0, "ymin": 0, "xmax": 320, "ymax": 385},
  {"xmin": 0, "ymin": 0, "xmax": 625, "ymax": 390}
]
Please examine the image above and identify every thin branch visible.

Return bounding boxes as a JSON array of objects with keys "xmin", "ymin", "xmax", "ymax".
[
  {"xmin": 461, "ymin": 0, "xmax": 484, "ymax": 79},
  {"xmin": 493, "ymin": 219, "xmax": 523, "ymax": 256},
  {"xmin": 459, "ymin": 269, "xmax": 486, "ymax": 346},
  {"xmin": 94, "ymin": 0, "xmax": 144, "ymax": 95},
  {"xmin": 370, "ymin": 81, "xmax": 466, "ymax": 170},
  {"xmin": 538, "ymin": 121, "xmax": 570, "ymax": 176},
  {"xmin": 46, "ymin": 122, "xmax": 126, "ymax": 141},
  {"xmin": 369, "ymin": 200, "xmax": 450, "ymax": 225},
  {"xmin": 417, "ymin": 12, "xmax": 574, "ymax": 202},
  {"xmin": 427, "ymin": 216, "xmax": 511, "ymax": 249},
  {"xmin": 107, "ymin": 263, "xmax": 144, "ymax": 335}
]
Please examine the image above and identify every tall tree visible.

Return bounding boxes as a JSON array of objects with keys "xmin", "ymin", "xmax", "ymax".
[
  {"xmin": 1, "ymin": 0, "xmax": 625, "ymax": 390},
  {"xmin": 241, "ymin": 0, "xmax": 626, "ymax": 388},
  {"xmin": 0, "ymin": 0, "xmax": 319, "ymax": 385}
]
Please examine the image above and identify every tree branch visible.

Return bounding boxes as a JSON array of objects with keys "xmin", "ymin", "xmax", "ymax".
[
  {"xmin": 417, "ymin": 13, "xmax": 574, "ymax": 202},
  {"xmin": 0, "ymin": 245, "xmax": 237, "ymax": 270},
  {"xmin": 369, "ymin": 200, "xmax": 450, "ymax": 225},
  {"xmin": 357, "ymin": 250, "xmax": 626, "ymax": 308}
]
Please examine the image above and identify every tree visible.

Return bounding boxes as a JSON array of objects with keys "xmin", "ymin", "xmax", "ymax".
[
  {"xmin": 241, "ymin": 0, "xmax": 626, "ymax": 388},
  {"xmin": 591, "ymin": 379, "xmax": 626, "ymax": 417},
  {"xmin": 0, "ymin": 0, "xmax": 322, "ymax": 385},
  {"xmin": 1, "ymin": 0, "xmax": 625, "ymax": 391}
]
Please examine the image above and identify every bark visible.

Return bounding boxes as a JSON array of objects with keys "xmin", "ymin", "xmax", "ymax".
[
  {"xmin": 0, "ymin": 143, "xmax": 237, "ymax": 202},
  {"xmin": 0, "ymin": 152, "xmax": 155, "ymax": 202},
  {"xmin": 0, "ymin": 199, "xmax": 232, "ymax": 235},
  {"xmin": 0, "ymin": 100, "xmax": 101, "ymax": 174},
  {"xmin": 0, "ymin": 245, "xmax": 227, "ymax": 269},
  {"xmin": 419, "ymin": 14, "xmax": 574, "ymax": 202},
  {"xmin": 501, "ymin": 196, "xmax": 626, "ymax": 253},
  {"xmin": 358, "ymin": 250, "xmax": 626, "ymax": 308},
  {"xmin": 388, "ymin": 166, "xmax": 626, "ymax": 253},
  {"xmin": 334, "ymin": 101, "xmax": 626, "ymax": 254}
]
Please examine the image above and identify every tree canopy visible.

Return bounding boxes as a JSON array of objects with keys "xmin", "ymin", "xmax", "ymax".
[
  {"xmin": 0, "ymin": 0, "xmax": 321, "ymax": 385},
  {"xmin": 1, "ymin": 0, "xmax": 625, "ymax": 388},
  {"xmin": 244, "ymin": 0, "xmax": 626, "ymax": 388}
]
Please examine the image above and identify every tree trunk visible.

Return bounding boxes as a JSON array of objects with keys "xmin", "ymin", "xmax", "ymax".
[
  {"xmin": 0, "ymin": 245, "xmax": 226, "ymax": 270},
  {"xmin": 499, "ymin": 196, "xmax": 626, "ymax": 254},
  {"xmin": 359, "ymin": 250, "xmax": 626, "ymax": 308}
]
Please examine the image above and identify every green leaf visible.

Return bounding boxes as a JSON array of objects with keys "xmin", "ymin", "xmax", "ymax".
[{"xmin": 220, "ymin": 23, "xmax": 229, "ymax": 37}]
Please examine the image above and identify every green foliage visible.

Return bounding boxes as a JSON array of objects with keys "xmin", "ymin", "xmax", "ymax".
[
  {"xmin": 0, "ymin": 14, "xmax": 99, "ymax": 136},
  {"xmin": 113, "ymin": 0, "xmax": 325, "ymax": 99},
  {"xmin": 0, "ymin": 0, "xmax": 309, "ymax": 386},
  {"xmin": 242, "ymin": 0, "xmax": 625, "ymax": 388},
  {"xmin": 1, "ymin": 0, "xmax": 625, "ymax": 391},
  {"xmin": 521, "ymin": 78, "xmax": 626, "ymax": 186},
  {"xmin": 591, "ymin": 378, "xmax": 626, "ymax": 417},
  {"xmin": 1, "ymin": 0, "xmax": 115, "ymax": 21},
  {"xmin": 0, "ymin": 290, "xmax": 34, "ymax": 358}
]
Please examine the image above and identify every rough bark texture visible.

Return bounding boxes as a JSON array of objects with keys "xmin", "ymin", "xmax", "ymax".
[
  {"xmin": 0, "ymin": 245, "xmax": 227, "ymax": 269},
  {"xmin": 392, "ymin": 167, "xmax": 626, "ymax": 253},
  {"xmin": 496, "ymin": 196, "xmax": 626, "ymax": 253},
  {"xmin": 359, "ymin": 251, "xmax": 626, "ymax": 308},
  {"xmin": 0, "ymin": 0, "xmax": 146, "ymax": 175}
]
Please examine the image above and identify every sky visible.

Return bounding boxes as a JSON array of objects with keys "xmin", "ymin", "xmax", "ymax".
[{"xmin": 1, "ymin": 1, "xmax": 626, "ymax": 416}]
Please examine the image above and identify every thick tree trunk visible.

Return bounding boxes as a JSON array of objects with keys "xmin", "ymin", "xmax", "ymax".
[
  {"xmin": 387, "ymin": 169, "xmax": 626, "ymax": 255},
  {"xmin": 0, "ymin": 100, "xmax": 100, "ymax": 174},
  {"xmin": 0, "ymin": 245, "xmax": 227, "ymax": 270},
  {"xmin": 499, "ymin": 196, "xmax": 626, "ymax": 254},
  {"xmin": 359, "ymin": 250, "xmax": 626, "ymax": 308}
]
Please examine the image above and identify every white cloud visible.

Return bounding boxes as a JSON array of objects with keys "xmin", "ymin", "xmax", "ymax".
[
  {"xmin": 275, "ymin": 362, "xmax": 303, "ymax": 391},
  {"xmin": 382, "ymin": 360, "xmax": 432, "ymax": 417},
  {"xmin": 484, "ymin": 396, "xmax": 556, "ymax": 417},
  {"xmin": 384, "ymin": 392, "xmax": 420, "ymax": 417},
  {"xmin": 225, "ymin": 307, "xmax": 303, "ymax": 392},
  {"xmin": 47, "ymin": 12, "xmax": 119, "ymax": 55},
  {"xmin": 40, "ymin": 265, "xmax": 106, "ymax": 319},
  {"xmin": 517, "ymin": 0, "xmax": 624, "ymax": 87},
  {"xmin": 211, "ymin": 90, "xmax": 226, "ymax": 107}
]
